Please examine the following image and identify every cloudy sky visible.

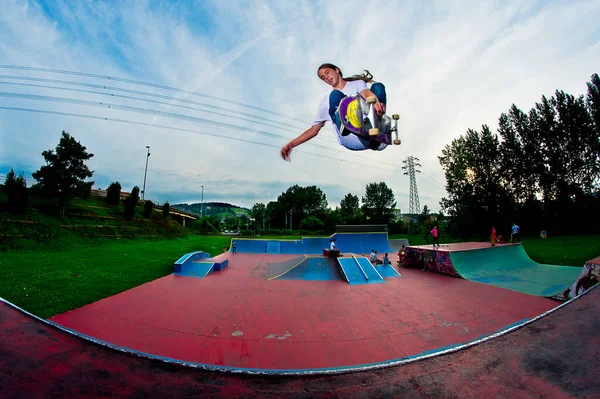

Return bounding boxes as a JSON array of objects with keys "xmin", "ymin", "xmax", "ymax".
[{"xmin": 1, "ymin": 0, "xmax": 599, "ymax": 212}]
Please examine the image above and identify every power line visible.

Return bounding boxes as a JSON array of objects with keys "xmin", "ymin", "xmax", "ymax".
[
  {"xmin": 0, "ymin": 89, "xmax": 447, "ymax": 182},
  {"xmin": 0, "ymin": 74, "xmax": 305, "ymax": 130},
  {"xmin": 0, "ymin": 106, "xmax": 410, "ymax": 173},
  {"xmin": 0, "ymin": 79, "xmax": 307, "ymax": 135},
  {"xmin": 0, "ymin": 65, "xmax": 309, "ymax": 124},
  {"xmin": 0, "ymin": 68, "xmax": 448, "ymax": 190}
]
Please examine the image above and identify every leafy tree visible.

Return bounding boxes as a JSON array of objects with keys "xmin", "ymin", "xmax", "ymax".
[
  {"xmin": 339, "ymin": 193, "xmax": 362, "ymax": 224},
  {"xmin": 143, "ymin": 200, "xmax": 154, "ymax": 218},
  {"xmin": 162, "ymin": 202, "xmax": 170, "ymax": 218},
  {"xmin": 250, "ymin": 203, "xmax": 266, "ymax": 229},
  {"xmin": 123, "ymin": 186, "xmax": 141, "ymax": 220},
  {"xmin": 31, "ymin": 131, "xmax": 94, "ymax": 218},
  {"xmin": 361, "ymin": 182, "xmax": 396, "ymax": 224},
  {"xmin": 106, "ymin": 182, "xmax": 122, "ymax": 205},
  {"xmin": 299, "ymin": 216, "xmax": 324, "ymax": 231},
  {"xmin": 5, "ymin": 169, "xmax": 29, "ymax": 214},
  {"xmin": 439, "ymin": 125, "xmax": 510, "ymax": 238},
  {"xmin": 276, "ymin": 185, "xmax": 328, "ymax": 229},
  {"xmin": 418, "ymin": 205, "xmax": 431, "ymax": 226}
]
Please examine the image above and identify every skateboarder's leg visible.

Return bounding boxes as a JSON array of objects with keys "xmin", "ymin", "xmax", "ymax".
[
  {"xmin": 329, "ymin": 90, "xmax": 346, "ymax": 129},
  {"xmin": 370, "ymin": 82, "xmax": 387, "ymax": 106}
]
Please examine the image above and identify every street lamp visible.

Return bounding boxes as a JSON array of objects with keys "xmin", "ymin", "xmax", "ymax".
[
  {"xmin": 201, "ymin": 185, "xmax": 204, "ymax": 218},
  {"xmin": 142, "ymin": 146, "xmax": 150, "ymax": 201}
]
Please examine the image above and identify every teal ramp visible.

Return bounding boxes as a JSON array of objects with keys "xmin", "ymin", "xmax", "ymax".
[
  {"xmin": 449, "ymin": 245, "xmax": 582, "ymax": 297},
  {"xmin": 266, "ymin": 241, "xmax": 281, "ymax": 254}
]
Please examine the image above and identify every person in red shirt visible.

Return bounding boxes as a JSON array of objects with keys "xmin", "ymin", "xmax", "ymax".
[
  {"xmin": 431, "ymin": 225, "xmax": 439, "ymax": 248},
  {"xmin": 491, "ymin": 226, "xmax": 497, "ymax": 247}
]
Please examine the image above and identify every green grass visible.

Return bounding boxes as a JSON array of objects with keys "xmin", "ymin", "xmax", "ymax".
[
  {"xmin": 521, "ymin": 235, "xmax": 600, "ymax": 266},
  {"xmin": 0, "ymin": 235, "xmax": 232, "ymax": 318}
]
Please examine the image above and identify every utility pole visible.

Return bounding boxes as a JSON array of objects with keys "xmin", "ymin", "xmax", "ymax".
[
  {"xmin": 402, "ymin": 156, "xmax": 422, "ymax": 234},
  {"xmin": 289, "ymin": 209, "xmax": 294, "ymax": 232},
  {"xmin": 142, "ymin": 146, "xmax": 150, "ymax": 200},
  {"xmin": 201, "ymin": 185, "xmax": 204, "ymax": 218}
]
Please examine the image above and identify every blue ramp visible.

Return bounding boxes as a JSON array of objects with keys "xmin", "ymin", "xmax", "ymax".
[
  {"xmin": 337, "ymin": 257, "xmax": 385, "ymax": 285},
  {"xmin": 355, "ymin": 257, "xmax": 386, "ymax": 283},
  {"xmin": 266, "ymin": 241, "xmax": 281, "ymax": 253},
  {"xmin": 176, "ymin": 262, "xmax": 215, "ymax": 277},
  {"xmin": 333, "ymin": 233, "xmax": 391, "ymax": 254},
  {"xmin": 377, "ymin": 264, "xmax": 402, "ymax": 278},
  {"xmin": 337, "ymin": 258, "xmax": 368, "ymax": 284}
]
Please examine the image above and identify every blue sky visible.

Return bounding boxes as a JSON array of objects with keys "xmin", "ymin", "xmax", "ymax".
[{"xmin": 1, "ymin": 0, "xmax": 599, "ymax": 212}]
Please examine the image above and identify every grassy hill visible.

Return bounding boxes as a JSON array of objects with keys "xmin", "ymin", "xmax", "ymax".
[{"xmin": 0, "ymin": 192, "xmax": 187, "ymax": 252}]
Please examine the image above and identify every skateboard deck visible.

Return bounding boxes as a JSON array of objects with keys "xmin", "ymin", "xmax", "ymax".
[{"xmin": 337, "ymin": 95, "xmax": 400, "ymax": 146}]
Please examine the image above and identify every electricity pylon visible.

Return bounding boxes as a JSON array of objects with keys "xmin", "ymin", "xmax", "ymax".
[{"xmin": 402, "ymin": 156, "xmax": 421, "ymax": 234}]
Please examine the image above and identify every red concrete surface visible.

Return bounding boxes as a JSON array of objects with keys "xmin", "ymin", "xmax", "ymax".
[
  {"xmin": 49, "ymin": 251, "xmax": 557, "ymax": 371},
  {"xmin": 2, "ymin": 286, "xmax": 598, "ymax": 398}
]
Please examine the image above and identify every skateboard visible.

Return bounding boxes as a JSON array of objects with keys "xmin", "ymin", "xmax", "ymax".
[{"xmin": 337, "ymin": 95, "xmax": 401, "ymax": 146}]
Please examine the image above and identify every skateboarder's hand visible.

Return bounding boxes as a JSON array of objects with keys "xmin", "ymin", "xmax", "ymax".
[
  {"xmin": 374, "ymin": 101, "xmax": 386, "ymax": 118},
  {"xmin": 280, "ymin": 143, "xmax": 293, "ymax": 161}
]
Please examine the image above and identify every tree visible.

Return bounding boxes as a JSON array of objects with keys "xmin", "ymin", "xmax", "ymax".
[
  {"xmin": 123, "ymin": 186, "xmax": 141, "ymax": 220},
  {"xmin": 31, "ymin": 131, "xmax": 94, "ymax": 218},
  {"xmin": 339, "ymin": 193, "xmax": 362, "ymax": 224},
  {"xmin": 439, "ymin": 125, "xmax": 510, "ymax": 238},
  {"xmin": 5, "ymin": 169, "xmax": 29, "ymax": 214},
  {"xmin": 361, "ymin": 182, "xmax": 396, "ymax": 224},
  {"xmin": 106, "ymin": 182, "xmax": 122, "ymax": 205},
  {"xmin": 299, "ymin": 216, "xmax": 324, "ymax": 231},
  {"xmin": 276, "ymin": 185, "xmax": 328, "ymax": 229},
  {"xmin": 143, "ymin": 200, "xmax": 154, "ymax": 218},
  {"xmin": 250, "ymin": 203, "xmax": 266, "ymax": 229}
]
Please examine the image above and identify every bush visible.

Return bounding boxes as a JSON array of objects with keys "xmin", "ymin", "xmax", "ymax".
[
  {"xmin": 124, "ymin": 196, "xmax": 136, "ymax": 220},
  {"xmin": 106, "ymin": 182, "xmax": 121, "ymax": 206},
  {"xmin": 5, "ymin": 169, "xmax": 28, "ymax": 214},
  {"xmin": 162, "ymin": 202, "xmax": 170, "ymax": 218},
  {"xmin": 79, "ymin": 181, "xmax": 93, "ymax": 200},
  {"xmin": 144, "ymin": 200, "xmax": 153, "ymax": 218},
  {"xmin": 131, "ymin": 186, "xmax": 140, "ymax": 203}
]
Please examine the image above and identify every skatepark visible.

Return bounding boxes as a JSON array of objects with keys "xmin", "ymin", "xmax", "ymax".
[{"xmin": 3, "ymin": 232, "xmax": 597, "ymax": 374}]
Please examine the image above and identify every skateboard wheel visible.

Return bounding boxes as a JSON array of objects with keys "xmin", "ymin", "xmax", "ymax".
[
  {"xmin": 392, "ymin": 114, "xmax": 399, "ymax": 120},
  {"xmin": 366, "ymin": 96, "xmax": 377, "ymax": 104},
  {"xmin": 393, "ymin": 139, "xmax": 401, "ymax": 145},
  {"xmin": 369, "ymin": 128, "xmax": 379, "ymax": 136}
]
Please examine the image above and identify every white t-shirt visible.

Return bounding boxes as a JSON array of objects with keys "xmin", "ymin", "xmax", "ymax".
[
  {"xmin": 329, "ymin": 241, "xmax": 336, "ymax": 250},
  {"xmin": 313, "ymin": 80, "xmax": 370, "ymax": 151}
]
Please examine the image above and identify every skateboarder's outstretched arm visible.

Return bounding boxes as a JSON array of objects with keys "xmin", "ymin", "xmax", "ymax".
[{"xmin": 280, "ymin": 121, "xmax": 325, "ymax": 161}]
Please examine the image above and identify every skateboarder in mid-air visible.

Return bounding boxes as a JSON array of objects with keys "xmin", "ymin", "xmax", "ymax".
[{"xmin": 280, "ymin": 63, "xmax": 399, "ymax": 161}]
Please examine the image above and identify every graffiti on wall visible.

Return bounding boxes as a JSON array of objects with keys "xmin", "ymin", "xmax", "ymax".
[{"xmin": 553, "ymin": 261, "xmax": 600, "ymax": 301}]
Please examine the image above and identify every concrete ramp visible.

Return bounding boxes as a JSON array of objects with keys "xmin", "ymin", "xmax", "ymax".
[
  {"xmin": 337, "ymin": 256, "xmax": 385, "ymax": 285},
  {"xmin": 174, "ymin": 251, "xmax": 228, "ymax": 278},
  {"xmin": 449, "ymin": 245, "xmax": 582, "ymax": 297},
  {"xmin": 266, "ymin": 241, "xmax": 281, "ymax": 253},
  {"xmin": 408, "ymin": 243, "xmax": 583, "ymax": 299},
  {"xmin": 177, "ymin": 262, "xmax": 215, "ymax": 277}
]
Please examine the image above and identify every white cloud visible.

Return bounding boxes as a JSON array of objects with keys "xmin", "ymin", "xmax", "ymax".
[{"xmin": 1, "ymin": 0, "xmax": 599, "ymax": 212}]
